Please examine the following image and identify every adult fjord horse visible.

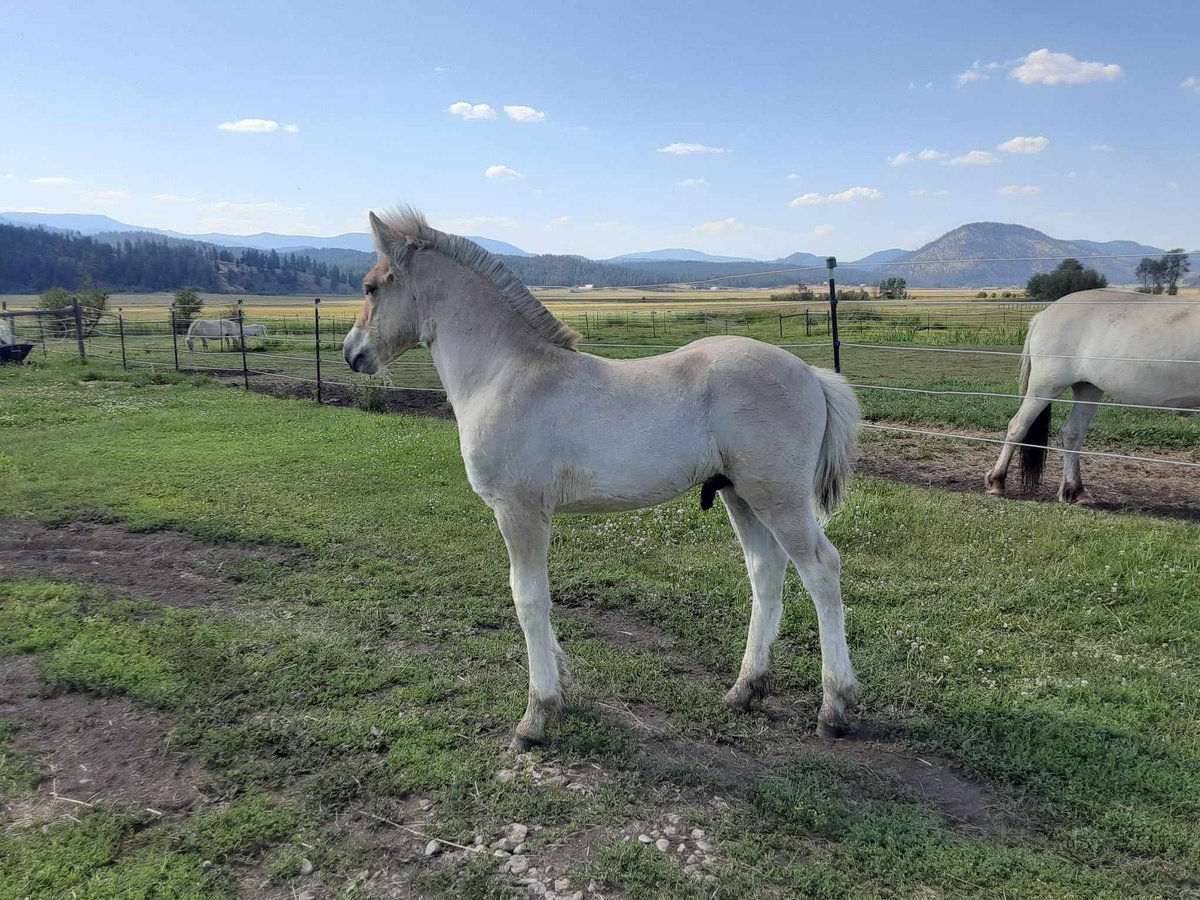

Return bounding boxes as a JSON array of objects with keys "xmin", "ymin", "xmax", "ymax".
[
  {"xmin": 345, "ymin": 208, "xmax": 862, "ymax": 748},
  {"xmin": 986, "ymin": 288, "xmax": 1200, "ymax": 502}
]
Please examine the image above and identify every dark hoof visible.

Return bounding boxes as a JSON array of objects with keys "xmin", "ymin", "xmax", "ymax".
[
  {"xmin": 985, "ymin": 473, "xmax": 1006, "ymax": 496},
  {"xmin": 816, "ymin": 716, "xmax": 854, "ymax": 740},
  {"xmin": 1059, "ymin": 482, "xmax": 1087, "ymax": 504}
]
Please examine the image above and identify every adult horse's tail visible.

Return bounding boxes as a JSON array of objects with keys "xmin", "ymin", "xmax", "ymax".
[
  {"xmin": 812, "ymin": 368, "xmax": 861, "ymax": 522},
  {"xmin": 1016, "ymin": 325, "xmax": 1051, "ymax": 488}
]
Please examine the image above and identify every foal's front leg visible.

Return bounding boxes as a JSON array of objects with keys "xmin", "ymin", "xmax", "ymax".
[{"xmin": 495, "ymin": 504, "xmax": 562, "ymax": 749}]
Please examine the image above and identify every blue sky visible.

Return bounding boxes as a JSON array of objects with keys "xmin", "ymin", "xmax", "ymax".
[{"xmin": 2, "ymin": 0, "xmax": 1197, "ymax": 259}]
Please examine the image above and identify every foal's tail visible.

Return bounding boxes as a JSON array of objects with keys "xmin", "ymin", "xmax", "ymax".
[
  {"xmin": 812, "ymin": 367, "xmax": 861, "ymax": 522},
  {"xmin": 1016, "ymin": 324, "xmax": 1051, "ymax": 488}
]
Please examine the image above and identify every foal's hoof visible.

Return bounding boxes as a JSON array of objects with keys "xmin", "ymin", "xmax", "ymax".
[
  {"xmin": 724, "ymin": 674, "xmax": 772, "ymax": 711},
  {"xmin": 508, "ymin": 731, "xmax": 545, "ymax": 753}
]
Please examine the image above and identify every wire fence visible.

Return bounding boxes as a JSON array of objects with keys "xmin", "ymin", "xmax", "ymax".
[{"xmin": 4, "ymin": 286, "xmax": 1197, "ymax": 480}]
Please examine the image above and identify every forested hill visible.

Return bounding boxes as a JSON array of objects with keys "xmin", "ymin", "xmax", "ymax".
[{"xmin": 0, "ymin": 225, "xmax": 371, "ymax": 294}]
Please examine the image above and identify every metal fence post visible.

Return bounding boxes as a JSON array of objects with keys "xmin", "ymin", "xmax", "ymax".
[
  {"xmin": 826, "ymin": 256, "xmax": 840, "ymax": 373},
  {"xmin": 238, "ymin": 299, "xmax": 249, "ymax": 390},
  {"xmin": 37, "ymin": 313, "xmax": 47, "ymax": 357},
  {"xmin": 72, "ymin": 301, "xmax": 86, "ymax": 361},
  {"xmin": 118, "ymin": 308, "xmax": 127, "ymax": 370},
  {"xmin": 805, "ymin": 308, "xmax": 811, "ymax": 336},
  {"xmin": 778, "ymin": 314, "xmax": 783, "ymax": 339},
  {"xmin": 170, "ymin": 307, "xmax": 180, "ymax": 370},
  {"xmin": 314, "ymin": 297, "xmax": 322, "ymax": 405}
]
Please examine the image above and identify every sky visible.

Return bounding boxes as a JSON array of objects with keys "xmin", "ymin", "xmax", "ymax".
[{"xmin": 2, "ymin": 0, "xmax": 1197, "ymax": 260}]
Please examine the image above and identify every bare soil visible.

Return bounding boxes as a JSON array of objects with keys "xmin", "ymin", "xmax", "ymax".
[
  {"xmin": 859, "ymin": 427, "xmax": 1199, "ymax": 522},
  {"xmin": 558, "ymin": 595, "xmax": 1016, "ymax": 833},
  {"xmin": 0, "ymin": 655, "xmax": 202, "ymax": 825},
  {"xmin": 0, "ymin": 517, "xmax": 293, "ymax": 608}
]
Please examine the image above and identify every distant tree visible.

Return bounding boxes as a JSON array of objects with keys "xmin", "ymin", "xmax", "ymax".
[
  {"xmin": 877, "ymin": 276, "xmax": 908, "ymax": 299},
  {"xmin": 1162, "ymin": 249, "xmax": 1190, "ymax": 295},
  {"xmin": 173, "ymin": 287, "xmax": 203, "ymax": 331},
  {"xmin": 1135, "ymin": 257, "xmax": 1166, "ymax": 293},
  {"xmin": 976, "ymin": 291, "xmax": 988, "ymax": 299},
  {"xmin": 36, "ymin": 281, "xmax": 108, "ymax": 337},
  {"xmin": 1025, "ymin": 259, "xmax": 1107, "ymax": 301}
]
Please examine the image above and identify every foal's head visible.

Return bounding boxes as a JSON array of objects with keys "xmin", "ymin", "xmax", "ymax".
[{"xmin": 343, "ymin": 211, "xmax": 424, "ymax": 375}]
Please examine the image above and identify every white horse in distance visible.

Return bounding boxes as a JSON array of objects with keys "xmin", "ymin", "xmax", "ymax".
[
  {"xmin": 344, "ymin": 208, "xmax": 862, "ymax": 749},
  {"xmin": 184, "ymin": 319, "xmax": 267, "ymax": 350},
  {"xmin": 986, "ymin": 289, "xmax": 1199, "ymax": 502}
]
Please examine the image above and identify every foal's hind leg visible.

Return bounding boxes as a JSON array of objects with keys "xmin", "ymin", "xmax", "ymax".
[
  {"xmin": 1059, "ymin": 383, "xmax": 1102, "ymax": 503},
  {"xmin": 753, "ymin": 502, "xmax": 859, "ymax": 738},
  {"xmin": 720, "ymin": 489, "xmax": 789, "ymax": 710}
]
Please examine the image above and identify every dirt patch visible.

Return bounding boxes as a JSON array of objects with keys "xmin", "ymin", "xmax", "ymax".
[
  {"xmin": 0, "ymin": 517, "xmax": 293, "ymax": 608},
  {"xmin": 556, "ymin": 596, "xmax": 1013, "ymax": 832},
  {"xmin": 861, "ymin": 425, "xmax": 1199, "ymax": 522},
  {"xmin": 0, "ymin": 655, "xmax": 202, "ymax": 825},
  {"xmin": 198, "ymin": 369, "xmax": 455, "ymax": 421}
]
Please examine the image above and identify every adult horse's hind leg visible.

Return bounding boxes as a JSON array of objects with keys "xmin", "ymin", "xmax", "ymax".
[
  {"xmin": 1059, "ymin": 383, "xmax": 1102, "ymax": 503},
  {"xmin": 720, "ymin": 489, "xmax": 789, "ymax": 710},
  {"xmin": 985, "ymin": 393, "xmax": 1055, "ymax": 495},
  {"xmin": 494, "ymin": 503, "xmax": 563, "ymax": 750}
]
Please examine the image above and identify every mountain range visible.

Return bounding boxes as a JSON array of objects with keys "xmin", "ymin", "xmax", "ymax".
[{"xmin": 0, "ymin": 212, "xmax": 1172, "ymax": 290}]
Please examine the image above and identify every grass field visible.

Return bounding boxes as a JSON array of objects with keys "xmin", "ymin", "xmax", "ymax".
[{"xmin": 1, "ymin": 358, "xmax": 1198, "ymax": 898}]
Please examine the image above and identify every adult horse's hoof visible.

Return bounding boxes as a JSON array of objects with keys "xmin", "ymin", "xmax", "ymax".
[
  {"xmin": 1058, "ymin": 480, "xmax": 1088, "ymax": 504},
  {"xmin": 816, "ymin": 709, "xmax": 855, "ymax": 740},
  {"xmin": 984, "ymin": 473, "xmax": 1006, "ymax": 496}
]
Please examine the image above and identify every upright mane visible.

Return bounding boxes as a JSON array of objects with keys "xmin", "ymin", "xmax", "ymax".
[{"xmin": 380, "ymin": 207, "xmax": 580, "ymax": 350}]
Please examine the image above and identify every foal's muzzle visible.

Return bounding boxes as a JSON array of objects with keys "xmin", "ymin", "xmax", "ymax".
[{"xmin": 342, "ymin": 327, "xmax": 379, "ymax": 375}]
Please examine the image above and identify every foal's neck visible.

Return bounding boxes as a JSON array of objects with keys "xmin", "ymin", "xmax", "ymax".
[{"xmin": 416, "ymin": 254, "xmax": 560, "ymax": 408}]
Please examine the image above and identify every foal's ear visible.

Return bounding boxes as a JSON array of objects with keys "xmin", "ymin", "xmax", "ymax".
[{"xmin": 369, "ymin": 211, "xmax": 401, "ymax": 258}]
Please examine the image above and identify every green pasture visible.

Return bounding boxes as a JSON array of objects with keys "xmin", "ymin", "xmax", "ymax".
[{"xmin": 0, "ymin": 358, "xmax": 1197, "ymax": 898}]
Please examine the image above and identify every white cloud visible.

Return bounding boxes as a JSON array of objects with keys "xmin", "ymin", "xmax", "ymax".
[
  {"xmin": 786, "ymin": 173, "xmax": 803, "ymax": 180},
  {"xmin": 657, "ymin": 142, "xmax": 727, "ymax": 155},
  {"xmin": 30, "ymin": 176, "xmax": 77, "ymax": 186},
  {"xmin": 204, "ymin": 200, "xmax": 297, "ymax": 215},
  {"xmin": 448, "ymin": 101, "xmax": 496, "ymax": 121},
  {"xmin": 887, "ymin": 151, "xmax": 913, "ymax": 167},
  {"xmin": 813, "ymin": 223, "xmax": 835, "ymax": 238},
  {"xmin": 433, "ymin": 66, "xmax": 447, "ymax": 73},
  {"xmin": 675, "ymin": 178, "xmax": 709, "ymax": 187},
  {"xmin": 0, "ymin": 173, "xmax": 14, "ymax": 181},
  {"xmin": 691, "ymin": 217, "xmax": 747, "ymax": 236},
  {"xmin": 283, "ymin": 123, "xmax": 300, "ymax": 134},
  {"xmin": 998, "ymin": 184, "xmax": 1041, "ymax": 196},
  {"xmin": 946, "ymin": 150, "xmax": 999, "ymax": 166},
  {"xmin": 956, "ymin": 66, "xmax": 989, "ymax": 86},
  {"xmin": 484, "ymin": 164, "xmax": 524, "ymax": 180},
  {"xmin": 82, "ymin": 190, "xmax": 129, "ymax": 205},
  {"xmin": 1089, "ymin": 143, "xmax": 1114, "ymax": 152},
  {"xmin": 1009, "ymin": 49, "xmax": 1121, "ymax": 86},
  {"xmin": 546, "ymin": 216, "xmax": 570, "ymax": 230},
  {"xmin": 917, "ymin": 148, "xmax": 947, "ymax": 161},
  {"xmin": 1179, "ymin": 76, "xmax": 1200, "ymax": 92},
  {"xmin": 889, "ymin": 148, "xmax": 945, "ymax": 166},
  {"xmin": 909, "ymin": 188, "xmax": 952, "ymax": 197},
  {"xmin": 217, "ymin": 118, "xmax": 283, "ymax": 133},
  {"xmin": 440, "ymin": 215, "xmax": 518, "ymax": 231},
  {"xmin": 788, "ymin": 186, "xmax": 882, "ymax": 207},
  {"xmin": 504, "ymin": 104, "xmax": 546, "ymax": 123},
  {"xmin": 998, "ymin": 135, "xmax": 1049, "ymax": 154}
]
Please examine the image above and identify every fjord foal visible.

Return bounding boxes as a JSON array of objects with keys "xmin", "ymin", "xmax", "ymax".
[
  {"xmin": 986, "ymin": 289, "xmax": 1200, "ymax": 502},
  {"xmin": 345, "ymin": 209, "xmax": 862, "ymax": 748}
]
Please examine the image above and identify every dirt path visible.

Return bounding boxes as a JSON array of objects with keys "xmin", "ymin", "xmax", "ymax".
[{"xmin": 0, "ymin": 517, "xmax": 293, "ymax": 608}]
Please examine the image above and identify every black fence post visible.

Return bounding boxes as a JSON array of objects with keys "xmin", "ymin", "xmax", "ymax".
[
  {"xmin": 826, "ymin": 257, "xmax": 840, "ymax": 373},
  {"xmin": 238, "ymin": 299, "xmax": 249, "ymax": 390},
  {"xmin": 805, "ymin": 308, "xmax": 811, "ymax": 336},
  {"xmin": 118, "ymin": 308, "xmax": 127, "ymax": 371},
  {"xmin": 778, "ymin": 314, "xmax": 783, "ymax": 339},
  {"xmin": 170, "ymin": 308, "xmax": 180, "ymax": 370},
  {"xmin": 314, "ymin": 297, "xmax": 323, "ymax": 405},
  {"xmin": 71, "ymin": 301, "xmax": 86, "ymax": 361}
]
